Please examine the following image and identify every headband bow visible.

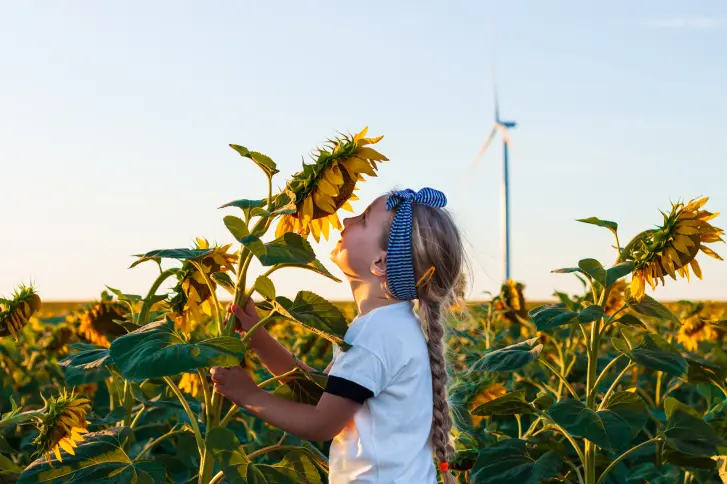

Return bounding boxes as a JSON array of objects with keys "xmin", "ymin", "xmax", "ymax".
[{"xmin": 385, "ymin": 188, "xmax": 447, "ymax": 300}]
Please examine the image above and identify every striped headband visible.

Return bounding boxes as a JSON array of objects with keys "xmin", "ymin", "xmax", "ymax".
[{"xmin": 385, "ymin": 188, "xmax": 448, "ymax": 300}]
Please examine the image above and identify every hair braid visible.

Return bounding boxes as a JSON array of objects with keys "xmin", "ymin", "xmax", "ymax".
[{"xmin": 422, "ymin": 300, "xmax": 456, "ymax": 484}]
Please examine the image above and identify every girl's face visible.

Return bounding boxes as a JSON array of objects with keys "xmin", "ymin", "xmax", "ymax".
[{"xmin": 330, "ymin": 195, "xmax": 391, "ymax": 279}]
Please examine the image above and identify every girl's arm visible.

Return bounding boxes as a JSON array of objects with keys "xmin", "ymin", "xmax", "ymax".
[
  {"xmin": 230, "ymin": 301, "xmax": 327, "ymax": 375},
  {"xmin": 211, "ymin": 365, "xmax": 357, "ymax": 441}
]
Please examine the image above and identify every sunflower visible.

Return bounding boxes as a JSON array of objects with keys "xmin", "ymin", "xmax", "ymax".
[
  {"xmin": 0, "ymin": 284, "xmax": 42, "ymax": 340},
  {"xmin": 170, "ymin": 238, "xmax": 237, "ymax": 334},
  {"xmin": 77, "ymin": 292, "xmax": 127, "ymax": 348},
  {"xmin": 469, "ymin": 382, "xmax": 507, "ymax": 427},
  {"xmin": 275, "ymin": 127, "xmax": 388, "ymax": 242},
  {"xmin": 179, "ymin": 373, "xmax": 202, "ymax": 398},
  {"xmin": 626, "ymin": 197, "xmax": 723, "ymax": 300},
  {"xmin": 603, "ymin": 280, "xmax": 627, "ymax": 316},
  {"xmin": 677, "ymin": 304, "xmax": 720, "ymax": 352},
  {"xmin": 493, "ymin": 280, "xmax": 527, "ymax": 324},
  {"xmin": 32, "ymin": 389, "xmax": 91, "ymax": 464}
]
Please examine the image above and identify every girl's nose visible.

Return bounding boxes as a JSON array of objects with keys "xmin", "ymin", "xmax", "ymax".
[{"xmin": 342, "ymin": 217, "xmax": 352, "ymax": 229}]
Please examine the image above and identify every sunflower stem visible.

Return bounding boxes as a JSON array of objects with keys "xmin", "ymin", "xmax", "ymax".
[
  {"xmin": 596, "ymin": 437, "xmax": 659, "ymax": 484},
  {"xmin": 138, "ymin": 268, "xmax": 179, "ymax": 325},
  {"xmin": 134, "ymin": 427, "xmax": 185, "ymax": 461},
  {"xmin": 598, "ymin": 362, "xmax": 637, "ymax": 411},
  {"xmin": 540, "ymin": 358, "xmax": 579, "ymax": 400},
  {"xmin": 0, "ymin": 409, "xmax": 44, "ymax": 429},
  {"xmin": 163, "ymin": 376, "xmax": 204, "ymax": 455}
]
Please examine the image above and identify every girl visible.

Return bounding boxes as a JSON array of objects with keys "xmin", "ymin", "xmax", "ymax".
[{"xmin": 211, "ymin": 187, "xmax": 465, "ymax": 483}]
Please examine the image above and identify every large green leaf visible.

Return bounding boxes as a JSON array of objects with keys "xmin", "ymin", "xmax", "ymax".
[
  {"xmin": 529, "ymin": 304, "xmax": 604, "ymax": 331},
  {"xmin": 626, "ymin": 294, "xmax": 679, "ymax": 323},
  {"xmin": 271, "ymin": 291, "xmax": 349, "ymax": 349},
  {"xmin": 129, "ymin": 248, "xmax": 213, "ymax": 269},
  {"xmin": 229, "ymin": 144, "xmax": 279, "ymax": 178},
  {"xmin": 219, "ymin": 198, "xmax": 266, "ymax": 221},
  {"xmin": 275, "ymin": 260, "xmax": 342, "ymax": 283},
  {"xmin": 211, "ymin": 272, "xmax": 236, "ymax": 295},
  {"xmin": 663, "ymin": 397, "xmax": 724, "ymax": 457},
  {"xmin": 18, "ymin": 428, "xmax": 166, "ymax": 484},
  {"xmin": 548, "ymin": 399, "xmax": 632, "ymax": 452},
  {"xmin": 258, "ymin": 233, "xmax": 315, "ymax": 267},
  {"xmin": 109, "ymin": 318, "xmax": 246, "ymax": 381},
  {"xmin": 207, "ymin": 428, "xmax": 322, "ymax": 483},
  {"xmin": 470, "ymin": 439, "xmax": 562, "ymax": 484},
  {"xmin": 469, "ymin": 338, "xmax": 543, "ymax": 373},
  {"xmin": 612, "ymin": 333, "xmax": 686, "ymax": 377},
  {"xmin": 601, "ymin": 391, "xmax": 648, "ymax": 433},
  {"xmin": 272, "ymin": 366, "xmax": 328, "ymax": 405},
  {"xmin": 472, "ymin": 390, "xmax": 536, "ymax": 417},
  {"xmin": 685, "ymin": 359, "xmax": 726, "ymax": 385},
  {"xmin": 612, "ymin": 314, "xmax": 646, "ymax": 329}
]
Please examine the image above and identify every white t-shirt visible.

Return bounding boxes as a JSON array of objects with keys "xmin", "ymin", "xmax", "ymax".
[{"xmin": 326, "ymin": 301, "xmax": 437, "ymax": 484}]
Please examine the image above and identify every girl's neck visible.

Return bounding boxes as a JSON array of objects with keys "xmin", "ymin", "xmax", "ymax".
[{"xmin": 349, "ymin": 278, "xmax": 400, "ymax": 318}]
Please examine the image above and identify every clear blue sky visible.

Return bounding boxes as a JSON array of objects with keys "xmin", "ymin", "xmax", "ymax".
[{"xmin": 2, "ymin": 1, "xmax": 726, "ymax": 302}]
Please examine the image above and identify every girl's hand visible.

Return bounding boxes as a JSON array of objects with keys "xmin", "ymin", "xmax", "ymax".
[
  {"xmin": 227, "ymin": 298, "xmax": 260, "ymax": 334},
  {"xmin": 210, "ymin": 365, "xmax": 260, "ymax": 406}
]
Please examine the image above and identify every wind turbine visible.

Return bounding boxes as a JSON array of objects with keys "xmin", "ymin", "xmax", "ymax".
[{"xmin": 470, "ymin": 84, "xmax": 517, "ymax": 282}]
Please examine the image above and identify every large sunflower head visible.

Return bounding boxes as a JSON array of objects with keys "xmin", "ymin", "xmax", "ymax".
[
  {"xmin": 32, "ymin": 389, "xmax": 91, "ymax": 464},
  {"xmin": 603, "ymin": 280, "xmax": 627, "ymax": 316},
  {"xmin": 170, "ymin": 238, "xmax": 237, "ymax": 334},
  {"xmin": 676, "ymin": 303, "xmax": 721, "ymax": 352},
  {"xmin": 468, "ymin": 382, "xmax": 507, "ymax": 427},
  {"xmin": 626, "ymin": 197, "xmax": 723, "ymax": 300},
  {"xmin": 0, "ymin": 284, "xmax": 42, "ymax": 340},
  {"xmin": 77, "ymin": 292, "xmax": 127, "ymax": 348},
  {"xmin": 275, "ymin": 127, "xmax": 388, "ymax": 242}
]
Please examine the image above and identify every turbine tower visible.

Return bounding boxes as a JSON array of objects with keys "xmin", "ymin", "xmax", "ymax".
[{"xmin": 471, "ymin": 85, "xmax": 517, "ymax": 281}]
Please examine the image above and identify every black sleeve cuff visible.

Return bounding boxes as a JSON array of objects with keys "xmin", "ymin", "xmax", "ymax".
[{"xmin": 324, "ymin": 375, "xmax": 374, "ymax": 404}]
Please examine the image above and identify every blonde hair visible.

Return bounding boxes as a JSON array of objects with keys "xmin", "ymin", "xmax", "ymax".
[{"xmin": 380, "ymin": 194, "xmax": 466, "ymax": 484}]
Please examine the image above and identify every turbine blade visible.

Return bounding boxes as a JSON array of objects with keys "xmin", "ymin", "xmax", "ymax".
[
  {"xmin": 470, "ymin": 125, "xmax": 499, "ymax": 171},
  {"xmin": 495, "ymin": 123, "xmax": 511, "ymax": 145}
]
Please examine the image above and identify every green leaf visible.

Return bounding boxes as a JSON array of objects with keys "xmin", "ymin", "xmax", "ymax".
[
  {"xmin": 602, "ymin": 391, "xmax": 648, "ymax": 433},
  {"xmin": 211, "ymin": 272, "xmax": 236, "ymax": 295},
  {"xmin": 548, "ymin": 399, "xmax": 632, "ymax": 452},
  {"xmin": 577, "ymin": 217, "xmax": 618, "ymax": 235},
  {"xmin": 663, "ymin": 397, "xmax": 724, "ymax": 457},
  {"xmin": 208, "ymin": 428, "xmax": 321, "ymax": 484},
  {"xmin": 18, "ymin": 428, "xmax": 166, "ymax": 484},
  {"xmin": 529, "ymin": 303, "xmax": 604, "ymax": 331},
  {"xmin": 58, "ymin": 345, "xmax": 111, "ymax": 370},
  {"xmin": 258, "ymin": 233, "xmax": 315, "ymax": 266},
  {"xmin": 612, "ymin": 333, "xmax": 686, "ymax": 377},
  {"xmin": 626, "ymin": 294, "xmax": 679, "ymax": 323},
  {"xmin": 576, "ymin": 259, "xmax": 634, "ymax": 288},
  {"xmin": 276, "ymin": 260, "xmax": 342, "ymax": 283},
  {"xmin": 219, "ymin": 198, "xmax": 266, "ymax": 211},
  {"xmin": 129, "ymin": 248, "xmax": 213, "ymax": 269},
  {"xmin": 472, "ymin": 390, "xmax": 536, "ymax": 417},
  {"xmin": 104, "ymin": 286, "xmax": 142, "ymax": 304},
  {"xmin": 661, "ymin": 448, "xmax": 717, "ymax": 470},
  {"xmin": 0, "ymin": 451, "xmax": 22, "ymax": 475},
  {"xmin": 229, "ymin": 145, "xmax": 279, "ymax": 178},
  {"xmin": 272, "ymin": 366, "xmax": 328, "ymax": 405},
  {"xmin": 254, "ymin": 276, "xmax": 276, "ymax": 300},
  {"xmin": 685, "ymin": 359, "xmax": 726, "ymax": 385},
  {"xmin": 270, "ymin": 291, "xmax": 349, "ymax": 349},
  {"xmin": 470, "ymin": 439, "xmax": 562, "ymax": 484},
  {"xmin": 224, "ymin": 215, "xmax": 250, "ymax": 241},
  {"xmin": 613, "ymin": 314, "xmax": 646, "ymax": 329},
  {"xmin": 470, "ymin": 337, "xmax": 543, "ymax": 373},
  {"xmin": 109, "ymin": 317, "xmax": 246, "ymax": 381}
]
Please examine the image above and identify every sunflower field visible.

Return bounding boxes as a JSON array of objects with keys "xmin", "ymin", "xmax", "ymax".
[{"xmin": 1, "ymin": 128, "xmax": 726, "ymax": 484}]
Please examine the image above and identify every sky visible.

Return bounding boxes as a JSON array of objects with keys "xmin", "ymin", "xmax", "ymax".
[{"xmin": 1, "ymin": 1, "xmax": 726, "ymax": 303}]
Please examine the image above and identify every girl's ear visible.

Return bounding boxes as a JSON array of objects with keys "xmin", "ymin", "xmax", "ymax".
[{"xmin": 370, "ymin": 251, "xmax": 387, "ymax": 278}]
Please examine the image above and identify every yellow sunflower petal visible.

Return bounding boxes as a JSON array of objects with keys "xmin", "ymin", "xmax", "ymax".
[
  {"xmin": 320, "ymin": 217, "xmax": 330, "ymax": 240},
  {"xmin": 354, "ymin": 126, "xmax": 369, "ymax": 142},
  {"xmin": 355, "ymin": 147, "xmax": 389, "ymax": 162},
  {"xmin": 684, "ymin": 197, "xmax": 709, "ymax": 212},
  {"xmin": 323, "ymin": 164, "xmax": 344, "ymax": 185},
  {"xmin": 302, "ymin": 196, "xmax": 314, "ymax": 222},
  {"xmin": 58, "ymin": 439, "xmax": 76, "ymax": 456},
  {"xmin": 317, "ymin": 178, "xmax": 340, "ymax": 197},
  {"xmin": 53, "ymin": 445, "xmax": 63, "ymax": 462},
  {"xmin": 700, "ymin": 246, "xmax": 724, "ymax": 261},
  {"xmin": 313, "ymin": 190, "xmax": 337, "ymax": 214},
  {"xmin": 341, "ymin": 201, "xmax": 355, "ymax": 213},
  {"xmin": 328, "ymin": 213, "xmax": 342, "ymax": 230}
]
